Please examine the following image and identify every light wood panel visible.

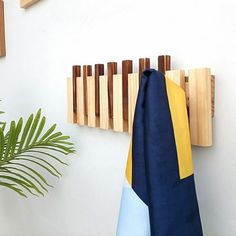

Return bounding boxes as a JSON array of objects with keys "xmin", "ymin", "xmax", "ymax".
[
  {"xmin": 20, "ymin": 0, "xmax": 40, "ymax": 8},
  {"xmin": 72, "ymin": 66, "xmax": 81, "ymax": 123},
  {"xmin": 0, "ymin": 0, "xmax": 5, "ymax": 57},
  {"xmin": 166, "ymin": 70, "xmax": 186, "ymax": 90},
  {"xmin": 128, "ymin": 73, "xmax": 139, "ymax": 133},
  {"xmin": 188, "ymin": 68, "xmax": 212, "ymax": 146},
  {"xmin": 87, "ymin": 76, "xmax": 96, "ymax": 127},
  {"xmin": 67, "ymin": 78, "xmax": 74, "ymax": 123},
  {"xmin": 113, "ymin": 74, "xmax": 123, "ymax": 132},
  {"xmin": 76, "ymin": 77, "xmax": 85, "ymax": 125},
  {"xmin": 99, "ymin": 75, "xmax": 109, "ymax": 130}
]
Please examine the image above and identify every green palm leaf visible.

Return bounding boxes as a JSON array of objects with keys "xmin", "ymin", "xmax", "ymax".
[{"xmin": 0, "ymin": 109, "xmax": 75, "ymax": 197}]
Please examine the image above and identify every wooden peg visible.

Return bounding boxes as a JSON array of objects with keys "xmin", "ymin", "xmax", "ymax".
[
  {"xmin": 158, "ymin": 55, "xmax": 171, "ymax": 73},
  {"xmin": 128, "ymin": 73, "xmax": 139, "ymax": 133},
  {"xmin": 99, "ymin": 75, "xmax": 109, "ymax": 130},
  {"xmin": 72, "ymin": 66, "xmax": 81, "ymax": 123},
  {"xmin": 83, "ymin": 65, "xmax": 92, "ymax": 125},
  {"xmin": 188, "ymin": 68, "xmax": 212, "ymax": 146},
  {"xmin": 20, "ymin": 0, "xmax": 40, "ymax": 9},
  {"xmin": 139, "ymin": 58, "xmax": 150, "ymax": 82},
  {"xmin": 95, "ymin": 64, "xmax": 104, "ymax": 127},
  {"xmin": 67, "ymin": 78, "xmax": 74, "ymax": 123},
  {"xmin": 122, "ymin": 60, "xmax": 133, "ymax": 131},
  {"xmin": 107, "ymin": 62, "xmax": 117, "ymax": 129},
  {"xmin": 87, "ymin": 76, "xmax": 96, "ymax": 127},
  {"xmin": 0, "ymin": 0, "xmax": 6, "ymax": 57},
  {"xmin": 113, "ymin": 74, "xmax": 123, "ymax": 132}
]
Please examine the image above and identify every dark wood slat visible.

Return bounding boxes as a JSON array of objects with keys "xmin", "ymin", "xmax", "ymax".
[
  {"xmin": 0, "ymin": 0, "xmax": 6, "ymax": 57},
  {"xmin": 107, "ymin": 62, "xmax": 117, "ymax": 126},
  {"xmin": 139, "ymin": 58, "xmax": 150, "ymax": 82},
  {"xmin": 95, "ymin": 64, "xmax": 104, "ymax": 117},
  {"xmin": 72, "ymin": 66, "xmax": 81, "ymax": 122},
  {"xmin": 158, "ymin": 55, "xmax": 171, "ymax": 73},
  {"xmin": 122, "ymin": 60, "xmax": 133, "ymax": 131},
  {"xmin": 83, "ymin": 65, "xmax": 92, "ymax": 120}
]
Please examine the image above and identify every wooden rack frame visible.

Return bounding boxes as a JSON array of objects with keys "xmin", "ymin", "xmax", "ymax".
[{"xmin": 67, "ymin": 55, "xmax": 215, "ymax": 147}]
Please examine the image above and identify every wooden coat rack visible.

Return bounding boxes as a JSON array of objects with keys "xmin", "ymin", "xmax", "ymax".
[{"xmin": 67, "ymin": 55, "xmax": 215, "ymax": 147}]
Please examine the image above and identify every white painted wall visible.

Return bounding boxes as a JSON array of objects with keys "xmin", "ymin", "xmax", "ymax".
[{"xmin": 0, "ymin": 0, "xmax": 235, "ymax": 235}]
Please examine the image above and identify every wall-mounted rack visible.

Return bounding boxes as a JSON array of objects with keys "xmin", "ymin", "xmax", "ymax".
[{"xmin": 67, "ymin": 55, "xmax": 215, "ymax": 147}]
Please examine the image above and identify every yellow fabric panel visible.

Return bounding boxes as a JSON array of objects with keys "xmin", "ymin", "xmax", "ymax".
[
  {"xmin": 165, "ymin": 77, "xmax": 194, "ymax": 179},
  {"xmin": 126, "ymin": 140, "xmax": 133, "ymax": 185}
]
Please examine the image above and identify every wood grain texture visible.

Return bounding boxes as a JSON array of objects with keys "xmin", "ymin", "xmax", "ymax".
[
  {"xmin": 139, "ymin": 58, "xmax": 150, "ymax": 82},
  {"xmin": 72, "ymin": 65, "xmax": 81, "ymax": 123},
  {"xmin": 211, "ymin": 75, "xmax": 215, "ymax": 117},
  {"xmin": 95, "ymin": 64, "xmax": 104, "ymax": 127},
  {"xmin": 99, "ymin": 75, "xmax": 109, "ymax": 130},
  {"xmin": 67, "ymin": 78, "xmax": 74, "ymax": 123},
  {"xmin": 158, "ymin": 55, "xmax": 171, "ymax": 73},
  {"xmin": 87, "ymin": 76, "xmax": 96, "ymax": 127},
  {"xmin": 20, "ymin": 0, "xmax": 40, "ymax": 8},
  {"xmin": 0, "ymin": 0, "xmax": 6, "ymax": 57},
  {"xmin": 83, "ymin": 65, "xmax": 92, "ymax": 125},
  {"xmin": 76, "ymin": 77, "xmax": 85, "ymax": 125},
  {"xmin": 122, "ymin": 60, "xmax": 133, "ymax": 131},
  {"xmin": 107, "ymin": 62, "xmax": 117, "ymax": 128},
  {"xmin": 128, "ymin": 73, "xmax": 139, "ymax": 133},
  {"xmin": 113, "ymin": 74, "xmax": 123, "ymax": 132},
  {"xmin": 166, "ymin": 70, "xmax": 186, "ymax": 90},
  {"xmin": 188, "ymin": 68, "xmax": 212, "ymax": 146}
]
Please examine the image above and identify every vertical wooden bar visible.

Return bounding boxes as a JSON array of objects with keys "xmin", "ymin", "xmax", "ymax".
[
  {"xmin": 87, "ymin": 76, "xmax": 96, "ymax": 127},
  {"xmin": 158, "ymin": 55, "xmax": 171, "ymax": 73},
  {"xmin": 107, "ymin": 62, "xmax": 117, "ymax": 129},
  {"xmin": 122, "ymin": 60, "xmax": 133, "ymax": 131},
  {"xmin": 165, "ymin": 70, "xmax": 186, "ymax": 90},
  {"xmin": 211, "ymin": 75, "xmax": 215, "ymax": 117},
  {"xmin": 188, "ymin": 68, "xmax": 212, "ymax": 146},
  {"xmin": 113, "ymin": 74, "xmax": 123, "ymax": 132},
  {"xmin": 128, "ymin": 73, "xmax": 139, "ymax": 133},
  {"xmin": 67, "ymin": 78, "xmax": 74, "ymax": 123},
  {"xmin": 76, "ymin": 77, "xmax": 85, "ymax": 125},
  {"xmin": 72, "ymin": 65, "xmax": 81, "ymax": 123},
  {"xmin": 99, "ymin": 75, "xmax": 109, "ymax": 130},
  {"xmin": 139, "ymin": 58, "xmax": 150, "ymax": 82},
  {"xmin": 95, "ymin": 64, "xmax": 104, "ymax": 127},
  {"xmin": 83, "ymin": 65, "xmax": 92, "ymax": 125},
  {"xmin": 0, "ymin": 0, "xmax": 6, "ymax": 57}
]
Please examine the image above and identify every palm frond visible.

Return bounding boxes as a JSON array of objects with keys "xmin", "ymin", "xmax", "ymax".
[{"xmin": 0, "ymin": 109, "xmax": 75, "ymax": 197}]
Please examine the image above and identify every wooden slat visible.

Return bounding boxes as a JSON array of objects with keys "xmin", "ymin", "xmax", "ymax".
[
  {"xmin": 83, "ymin": 65, "xmax": 92, "ymax": 125},
  {"xmin": 99, "ymin": 75, "xmax": 109, "ymax": 130},
  {"xmin": 67, "ymin": 78, "xmax": 74, "ymax": 123},
  {"xmin": 0, "ymin": 0, "xmax": 6, "ymax": 57},
  {"xmin": 72, "ymin": 65, "xmax": 81, "ymax": 123},
  {"xmin": 188, "ymin": 68, "xmax": 212, "ymax": 146},
  {"xmin": 113, "ymin": 74, "xmax": 123, "ymax": 132},
  {"xmin": 95, "ymin": 64, "xmax": 104, "ymax": 127},
  {"xmin": 158, "ymin": 55, "xmax": 171, "ymax": 73},
  {"xmin": 107, "ymin": 62, "xmax": 117, "ymax": 129},
  {"xmin": 165, "ymin": 70, "xmax": 186, "ymax": 90},
  {"xmin": 87, "ymin": 76, "xmax": 96, "ymax": 127},
  {"xmin": 20, "ymin": 0, "xmax": 40, "ymax": 8},
  {"xmin": 122, "ymin": 60, "xmax": 133, "ymax": 131},
  {"xmin": 76, "ymin": 77, "xmax": 85, "ymax": 125},
  {"xmin": 128, "ymin": 73, "xmax": 139, "ymax": 133},
  {"xmin": 139, "ymin": 58, "xmax": 150, "ymax": 82},
  {"xmin": 211, "ymin": 75, "xmax": 215, "ymax": 117}
]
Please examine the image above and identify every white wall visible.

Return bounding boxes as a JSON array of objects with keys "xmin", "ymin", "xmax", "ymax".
[{"xmin": 0, "ymin": 0, "xmax": 236, "ymax": 235}]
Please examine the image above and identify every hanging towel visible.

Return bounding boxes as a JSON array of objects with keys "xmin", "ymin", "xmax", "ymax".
[{"xmin": 117, "ymin": 69, "xmax": 203, "ymax": 236}]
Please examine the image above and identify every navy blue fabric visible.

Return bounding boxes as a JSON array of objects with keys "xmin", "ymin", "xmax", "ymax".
[{"xmin": 132, "ymin": 69, "xmax": 203, "ymax": 236}]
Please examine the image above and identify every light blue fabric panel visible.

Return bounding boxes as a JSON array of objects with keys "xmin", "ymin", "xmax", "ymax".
[{"xmin": 116, "ymin": 184, "xmax": 150, "ymax": 236}]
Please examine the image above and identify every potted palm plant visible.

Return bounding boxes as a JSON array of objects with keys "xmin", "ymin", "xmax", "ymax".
[{"xmin": 0, "ymin": 108, "xmax": 75, "ymax": 197}]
